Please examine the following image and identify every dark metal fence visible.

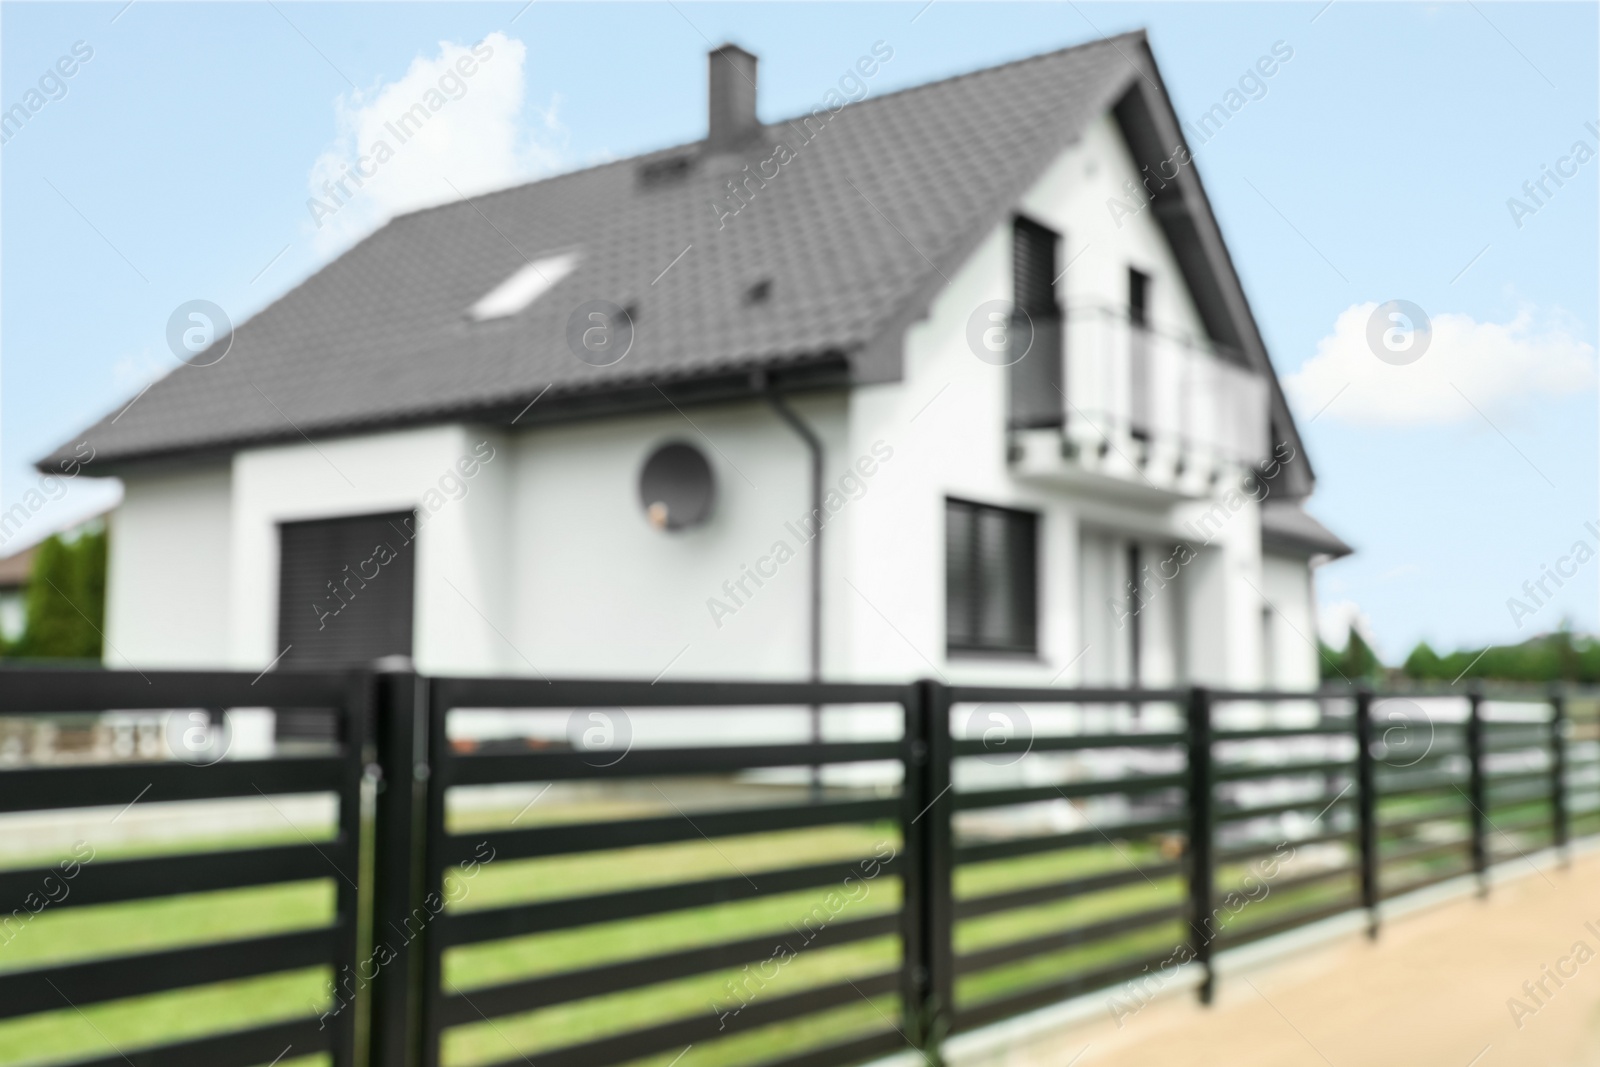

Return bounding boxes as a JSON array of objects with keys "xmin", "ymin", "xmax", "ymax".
[
  {"xmin": 0, "ymin": 670, "xmax": 1596, "ymax": 1067},
  {"xmin": 0, "ymin": 668, "xmax": 370, "ymax": 1067}
]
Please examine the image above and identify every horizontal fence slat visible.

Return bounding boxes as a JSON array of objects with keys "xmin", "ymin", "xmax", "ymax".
[
  {"xmin": 1214, "ymin": 898, "xmax": 1358, "ymax": 951},
  {"xmin": 0, "ymin": 927, "xmax": 338, "ymax": 1019},
  {"xmin": 948, "ymin": 686, "xmax": 1188, "ymax": 705},
  {"xmin": 957, "ymin": 816, "xmax": 1187, "ymax": 865},
  {"xmin": 1487, "ymin": 814, "xmax": 1556, "ymax": 838},
  {"xmin": 1382, "ymin": 838, "xmax": 1470, "ymax": 867},
  {"xmin": 956, "ymin": 903, "xmax": 1185, "ymax": 974},
  {"xmin": 955, "ymin": 862, "xmax": 1182, "ymax": 920},
  {"xmin": 1261, "ymin": 862, "xmax": 1360, "ymax": 896},
  {"xmin": 440, "ymin": 855, "xmax": 901, "ymax": 947},
  {"xmin": 472, "ymin": 970, "xmax": 902, "ymax": 1067},
  {"xmin": 438, "ymin": 913, "xmax": 899, "ymax": 1025},
  {"xmin": 955, "ymin": 773, "xmax": 1187, "ymax": 811},
  {"xmin": 952, "ymin": 732, "xmax": 1185, "ymax": 756},
  {"xmin": 441, "ymin": 799, "xmax": 901, "ymax": 864},
  {"xmin": 1210, "ymin": 690, "xmax": 1350, "ymax": 703},
  {"xmin": 1376, "ymin": 774, "xmax": 1470, "ymax": 800},
  {"xmin": 1487, "ymin": 783, "xmax": 1557, "ymax": 809},
  {"xmin": 0, "ymin": 668, "xmax": 352, "ymax": 713},
  {"xmin": 50, "ymin": 1016, "xmax": 331, "ymax": 1067},
  {"xmin": 1215, "ymin": 760, "xmax": 1354, "ymax": 783},
  {"xmin": 1484, "ymin": 769, "xmax": 1554, "ymax": 789},
  {"xmin": 1213, "ymin": 725, "xmax": 1353, "ymax": 741},
  {"xmin": 1485, "ymin": 737, "xmax": 1552, "ymax": 754},
  {"xmin": 1379, "ymin": 863, "xmax": 1474, "ymax": 901},
  {"xmin": 0, "ymin": 841, "xmax": 351, "ymax": 913},
  {"xmin": 443, "ymin": 742, "xmax": 903, "ymax": 785},
  {"xmin": 0, "ymin": 757, "xmax": 347, "ymax": 813},
  {"xmin": 433, "ymin": 678, "xmax": 911, "ymax": 710}
]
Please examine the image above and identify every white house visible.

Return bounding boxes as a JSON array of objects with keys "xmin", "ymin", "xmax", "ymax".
[{"xmin": 45, "ymin": 32, "xmax": 1349, "ymax": 701}]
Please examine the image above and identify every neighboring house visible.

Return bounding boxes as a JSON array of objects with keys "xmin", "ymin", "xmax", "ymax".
[{"xmin": 44, "ymin": 32, "xmax": 1350, "ymax": 693}]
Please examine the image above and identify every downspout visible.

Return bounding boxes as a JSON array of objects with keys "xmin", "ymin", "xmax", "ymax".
[
  {"xmin": 758, "ymin": 377, "xmax": 824, "ymax": 685},
  {"xmin": 759, "ymin": 375, "xmax": 824, "ymax": 789}
]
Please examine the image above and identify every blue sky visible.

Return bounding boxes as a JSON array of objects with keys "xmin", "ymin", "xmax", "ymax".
[{"xmin": 2, "ymin": 1, "xmax": 1595, "ymax": 661}]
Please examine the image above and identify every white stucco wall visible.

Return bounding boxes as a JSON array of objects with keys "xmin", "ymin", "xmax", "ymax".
[
  {"xmin": 506, "ymin": 398, "xmax": 843, "ymax": 681},
  {"xmin": 104, "ymin": 464, "xmax": 232, "ymax": 668},
  {"xmin": 1261, "ymin": 550, "xmax": 1321, "ymax": 689}
]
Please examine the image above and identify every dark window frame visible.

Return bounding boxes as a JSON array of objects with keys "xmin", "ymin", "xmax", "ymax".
[
  {"xmin": 1128, "ymin": 266, "xmax": 1151, "ymax": 327},
  {"xmin": 1012, "ymin": 216, "xmax": 1061, "ymax": 316},
  {"xmin": 945, "ymin": 497, "xmax": 1040, "ymax": 656},
  {"xmin": 1009, "ymin": 216, "xmax": 1065, "ymax": 430}
]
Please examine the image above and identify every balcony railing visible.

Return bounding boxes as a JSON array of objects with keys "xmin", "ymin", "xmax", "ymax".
[{"xmin": 1008, "ymin": 304, "xmax": 1270, "ymax": 478}]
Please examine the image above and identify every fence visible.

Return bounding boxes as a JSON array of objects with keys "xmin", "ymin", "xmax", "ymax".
[
  {"xmin": 0, "ymin": 669, "xmax": 370, "ymax": 1067},
  {"xmin": 0, "ymin": 669, "xmax": 1596, "ymax": 1067}
]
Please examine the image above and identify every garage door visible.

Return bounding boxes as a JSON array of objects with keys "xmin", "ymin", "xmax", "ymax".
[{"xmin": 277, "ymin": 511, "xmax": 416, "ymax": 667}]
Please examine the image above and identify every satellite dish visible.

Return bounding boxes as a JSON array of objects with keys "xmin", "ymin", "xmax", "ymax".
[{"xmin": 639, "ymin": 442, "xmax": 715, "ymax": 531}]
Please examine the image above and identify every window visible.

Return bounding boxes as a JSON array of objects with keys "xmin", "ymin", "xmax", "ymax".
[
  {"xmin": 1013, "ymin": 218, "xmax": 1059, "ymax": 315},
  {"xmin": 468, "ymin": 252, "xmax": 579, "ymax": 320},
  {"xmin": 1128, "ymin": 267, "xmax": 1150, "ymax": 326},
  {"xmin": 1128, "ymin": 267, "xmax": 1152, "ymax": 438},
  {"xmin": 1126, "ymin": 543, "xmax": 1142, "ymax": 685},
  {"xmin": 1010, "ymin": 217, "xmax": 1064, "ymax": 428},
  {"xmin": 946, "ymin": 498, "xmax": 1038, "ymax": 654}
]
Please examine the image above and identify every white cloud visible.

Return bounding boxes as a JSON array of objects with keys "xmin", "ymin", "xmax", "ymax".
[
  {"xmin": 1285, "ymin": 302, "xmax": 1595, "ymax": 426},
  {"xmin": 305, "ymin": 33, "xmax": 564, "ymax": 255}
]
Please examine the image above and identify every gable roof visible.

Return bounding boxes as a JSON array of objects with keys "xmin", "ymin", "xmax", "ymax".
[
  {"xmin": 1261, "ymin": 500, "xmax": 1354, "ymax": 559},
  {"xmin": 43, "ymin": 30, "xmax": 1312, "ymax": 494}
]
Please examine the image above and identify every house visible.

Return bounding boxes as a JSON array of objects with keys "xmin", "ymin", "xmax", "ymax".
[{"xmin": 42, "ymin": 31, "xmax": 1350, "ymax": 696}]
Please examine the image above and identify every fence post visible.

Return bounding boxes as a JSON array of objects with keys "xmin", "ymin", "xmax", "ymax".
[
  {"xmin": 369, "ymin": 666, "xmax": 429, "ymax": 1067},
  {"xmin": 330, "ymin": 669, "xmax": 376, "ymax": 1067},
  {"xmin": 1466, "ymin": 684, "xmax": 1488, "ymax": 897},
  {"xmin": 902, "ymin": 679, "xmax": 953, "ymax": 1060},
  {"xmin": 1551, "ymin": 683, "xmax": 1569, "ymax": 863},
  {"xmin": 1185, "ymin": 685, "xmax": 1215, "ymax": 1004},
  {"xmin": 1354, "ymin": 686, "xmax": 1379, "ymax": 938}
]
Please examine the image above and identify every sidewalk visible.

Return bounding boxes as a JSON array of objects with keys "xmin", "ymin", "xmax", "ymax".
[{"xmin": 979, "ymin": 849, "xmax": 1600, "ymax": 1067}]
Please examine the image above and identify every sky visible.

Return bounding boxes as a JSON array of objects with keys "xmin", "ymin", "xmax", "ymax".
[{"xmin": 1, "ymin": 1, "xmax": 1596, "ymax": 663}]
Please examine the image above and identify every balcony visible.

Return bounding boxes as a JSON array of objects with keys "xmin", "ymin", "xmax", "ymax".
[{"xmin": 1007, "ymin": 303, "xmax": 1270, "ymax": 502}]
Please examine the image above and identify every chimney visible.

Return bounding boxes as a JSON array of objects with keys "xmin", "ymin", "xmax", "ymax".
[{"xmin": 706, "ymin": 44, "xmax": 758, "ymax": 151}]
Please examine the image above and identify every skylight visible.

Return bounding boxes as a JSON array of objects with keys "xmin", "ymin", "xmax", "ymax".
[{"xmin": 468, "ymin": 252, "xmax": 579, "ymax": 321}]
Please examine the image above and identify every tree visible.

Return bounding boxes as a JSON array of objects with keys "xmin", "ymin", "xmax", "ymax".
[
  {"xmin": 1339, "ymin": 629, "xmax": 1382, "ymax": 680},
  {"xmin": 1321, "ymin": 630, "xmax": 1381, "ymax": 682},
  {"xmin": 1400, "ymin": 625, "xmax": 1600, "ymax": 685},
  {"xmin": 1402, "ymin": 642, "xmax": 1444, "ymax": 681},
  {"xmin": 5, "ymin": 526, "xmax": 106, "ymax": 660}
]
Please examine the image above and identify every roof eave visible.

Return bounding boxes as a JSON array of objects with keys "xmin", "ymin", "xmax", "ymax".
[{"xmin": 37, "ymin": 350, "xmax": 856, "ymax": 477}]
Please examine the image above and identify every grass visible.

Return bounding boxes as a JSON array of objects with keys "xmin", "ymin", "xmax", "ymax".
[{"xmin": 0, "ymin": 825, "xmax": 339, "ymax": 1067}]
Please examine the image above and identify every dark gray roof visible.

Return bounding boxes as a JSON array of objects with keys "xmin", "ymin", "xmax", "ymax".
[
  {"xmin": 1261, "ymin": 500, "xmax": 1353, "ymax": 559},
  {"xmin": 44, "ymin": 31, "xmax": 1308, "ymax": 482}
]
